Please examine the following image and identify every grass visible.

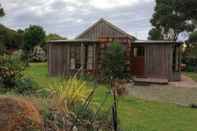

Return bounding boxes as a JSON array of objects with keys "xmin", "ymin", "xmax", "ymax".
[
  {"xmin": 185, "ymin": 72, "xmax": 197, "ymax": 82},
  {"xmin": 25, "ymin": 63, "xmax": 197, "ymax": 131}
]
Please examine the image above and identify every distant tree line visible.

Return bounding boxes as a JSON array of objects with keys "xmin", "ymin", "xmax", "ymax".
[{"xmin": 0, "ymin": 3, "xmax": 66, "ymax": 62}]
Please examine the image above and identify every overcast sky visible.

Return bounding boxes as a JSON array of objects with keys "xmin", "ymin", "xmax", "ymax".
[{"xmin": 0, "ymin": 0, "xmax": 155, "ymax": 40}]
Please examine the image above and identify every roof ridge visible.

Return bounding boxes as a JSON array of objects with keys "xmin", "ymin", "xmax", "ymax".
[
  {"xmin": 101, "ymin": 19, "xmax": 135, "ymax": 39},
  {"xmin": 76, "ymin": 18, "xmax": 136, "ymax": 40},
  {"xmin": 76, "ymin": 18, "xmax": 104, "ymax": 39}
]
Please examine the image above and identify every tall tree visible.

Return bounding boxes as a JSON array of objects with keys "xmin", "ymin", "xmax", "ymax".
[
  {"xmin": 0, "ymin": 4, "xmax": 5, "ymax": 17},
  {"xmin": 149, "ymin": 0, "xmax": 197, "ymax": 40},
  {"xmin": 148, "ymin": 28, "xmax": 162, "ymax": 40},
  {"xmin": 23, "ymin": 25, "xmax": 45, "ymax": 52},
  {"xmin": 23, "ymin": 25, "xmax": 45, "ymax": 62}
]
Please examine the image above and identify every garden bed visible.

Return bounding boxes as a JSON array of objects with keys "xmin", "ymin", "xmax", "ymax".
[{"xmin": 22, "ymin": 63, "xmax": 197, "ymax": 131}]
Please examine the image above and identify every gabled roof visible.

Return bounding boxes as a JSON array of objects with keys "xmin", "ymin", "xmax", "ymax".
[{"xmin": 76, "ymin": 18, "xmax": 136, "ymax": 40}]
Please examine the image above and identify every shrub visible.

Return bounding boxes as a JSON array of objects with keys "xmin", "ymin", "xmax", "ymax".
[
  {"xmin": 15, "ymin": 78, "xmax": 39, "ymax": 95},
  {"xmin": 102, "ymin": 41, "xmax": 128, "ymax": 81},
  {"xmin": 182, "ymin": 45, "xmax": 197, "ymax": 72},
  {"xmin": 190, "ymin": 31, "xmax": 197, "ymax": 43},
  {"xmin": 0, "ymin": 54, "xmax": 25, "ymax": 88}
]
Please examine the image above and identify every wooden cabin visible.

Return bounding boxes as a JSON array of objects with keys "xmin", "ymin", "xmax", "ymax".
[{"xmin": 48, "ymin": 18, "xmax": 182, "ymax": 82}]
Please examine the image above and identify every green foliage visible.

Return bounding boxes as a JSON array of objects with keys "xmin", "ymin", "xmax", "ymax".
[
  {"xmin": 0, "ymin": 4, "xmax": 5, "ymax": 17},
  {"xmin": 183, "ymin": 45, "xmax": 197, "ymax": 72},
  {"xmin": 190, "ymin": 31, "xmax": 197, "ymax": 42},
  {"xmin": 148, "ymin": 28, "xmax": 162, "ymax": 40},
  {"xmin": 15, "ymin": 78, "xmax": 39, "ymax": 95},
  {"xmin": 46, "ymin": 33, "xmax": 67, "ymax": 41},
  {"xmin": 0, "ymin": 54, "xmax": 25, "ymax": 88},
  {"xmin": 102, "ymin": 41, "xmax": 128, "ymax": 81},
  {"xmin": 0, "ymin": 24, "xmax": 24, "ymax": 53},
  {"xmin": 23, "ymin": 25, "xmax": 46, "ymax": 63},
  {"xmin": 23, "ymin": 25, "xmax": 46, "ymax": 52},
  {"xmin": 150, "ymin": 0, "xmax": 197, "ymax": 40}
]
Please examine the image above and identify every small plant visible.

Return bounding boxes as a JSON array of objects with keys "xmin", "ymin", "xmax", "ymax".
[
  {"xmin": 48, "ymin": 78, "xmax": 112, "ymax": 131},
  {"xmin": 49, "ymin": 77, "xmax": 91, "ymax": 113}
]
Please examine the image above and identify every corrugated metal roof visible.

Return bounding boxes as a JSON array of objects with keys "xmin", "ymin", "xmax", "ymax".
[
  {"xmin": 133, "ymin": 40, "xmax": 182, "ymax": 44},
  {"xmin": 48, "ymin": 39, "xmax": 98, "ymax": 44}
]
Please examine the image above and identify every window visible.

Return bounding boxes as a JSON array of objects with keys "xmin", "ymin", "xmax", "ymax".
[
  {"xmin": 70, "ymin": 58, "xmax": 75, "ymax": 70},
  {"xmin": 87, "ymin": 45, "xmax": 94, "ymax": 70},
  {"xmin": 70, "ymin": 46, "xmax": 81, "ymax": 70},
  {"xmin": 134, "ymin": 47, "xmax": 144, "ymax": 57},
  {"xmin": 70, "ymin": 47, "xmax": 76, "ymax": 70}
]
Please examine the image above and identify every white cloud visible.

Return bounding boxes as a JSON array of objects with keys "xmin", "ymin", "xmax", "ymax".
[
  {"xmin": 89, "ymin": 0, "xmax": 137, "ymax": 9},
  {"xmin": 1, "ymin": 0, "xmax": 155, "ymax": 39},
  {"xmin": 66, "ymin": 6, "xmax": 76, "ymax": 12}
]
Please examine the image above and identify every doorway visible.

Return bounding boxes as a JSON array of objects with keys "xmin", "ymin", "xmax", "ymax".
[{"xmin": 132, "ymin": 47, "xmax": 145, "ymax": 77}]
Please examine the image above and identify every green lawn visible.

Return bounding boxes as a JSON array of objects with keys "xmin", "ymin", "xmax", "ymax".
[
  {"xmin": 25, "ymin": 63, "xmax": 197, "ymax": 131},
  {"xmin": 185, "ymin": 72, "xmax": 197, "ymax": 82}
]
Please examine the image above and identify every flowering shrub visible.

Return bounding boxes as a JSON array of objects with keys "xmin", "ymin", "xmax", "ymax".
[
  {"xmin": 0, "ymin": 54, "xmax": 25, "ymax": 88},
  {"xmin": 31, "ymin": 46, "xmax": 47, "ymax": 62}
]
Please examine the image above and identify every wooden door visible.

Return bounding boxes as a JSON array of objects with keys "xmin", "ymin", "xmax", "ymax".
[{"xmin": 132, "ymin": 47, "xmax": 145, "ymax": 77}]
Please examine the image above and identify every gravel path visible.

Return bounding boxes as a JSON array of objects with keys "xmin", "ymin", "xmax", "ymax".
[{"xmin": 129, "ymin": 75, "xmax": 197, "ymax": 106}]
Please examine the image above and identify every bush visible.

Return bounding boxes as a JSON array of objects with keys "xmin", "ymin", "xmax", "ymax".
[
  {"xmin": 102, "ymin": 41, "xmax": 128, "ymax": 81},
  {"xmin": 15, "ymin": 78, "xmax": 39, "ymax": 95},
  {"xmin": 190, "ymin": 31, "xmax": 197, "ymax": 43},
  {"xmin": 182, "ymin": 45, "xmax": 197, "ymax": 72},
  {"xmin": 0, "ymin": 54, "xmax": 25, "ymax": 88}
]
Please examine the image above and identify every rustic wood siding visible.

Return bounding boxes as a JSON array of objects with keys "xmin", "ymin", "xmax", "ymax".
[
  {"xmin": 48, "ymin": 42, "xmax": 98, "ymax": 76},
  {"xmin": 144, "ymin": 44, "xmax": 173, "ymax": 80},
  {"xmin": 48, "ymin": 44, "xmax": 68, "ymax": 76},
  {"xmin": 77, "ymin": 21, "xmax": 128, "ymax": 40}
]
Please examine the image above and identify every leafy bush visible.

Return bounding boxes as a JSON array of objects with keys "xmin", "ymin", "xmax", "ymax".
[
  {"xmin": 0, "ymin": 54, "xmax": 25, "ymax": 88},
  {"xmin": 190, "ymin": 31, "xmax": 197, "ymax": 43},
  {"xmin": 15, "ymin": 78, "xmax": 39, "ymax": 95},
  {"xmin": 102, "ymin": 41, "xmax": 128, "ymax": 81},
  {"xmin": 183, "ymin": 48, "xmax": 197, "ymax": 72}
]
